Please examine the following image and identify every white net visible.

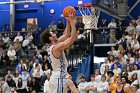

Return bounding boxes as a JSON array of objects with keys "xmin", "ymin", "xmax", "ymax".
[{"xmin": 79, "ymin": 6, "xmax": 100, "ymax": 30}]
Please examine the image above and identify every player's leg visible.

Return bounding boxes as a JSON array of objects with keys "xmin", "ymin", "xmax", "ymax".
[{"xmin": 67, "ymin": 79, "xmax": 79, "ymax": 93}]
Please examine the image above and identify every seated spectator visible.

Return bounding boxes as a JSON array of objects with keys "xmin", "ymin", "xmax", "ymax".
[
  {"xmin": 6, "ymin": 76, "xmax": 16, "ymax": 88},
  {"xmin": 14, "ymin": 39, "xmax": 22, "ymax": 58},
  {"xmin": 35, "ymin": 50, "xmax": 42, "ymax": 64},
  {"xmin": 33, "ymin": 59, "xmax": 41, "ymax": 69},
  {"xmin": 1, "ymin": 50, "xmax": 9, "ymax": 71},
  {"xmin": 130, "ymin": 73, "xmax": 139, "ymax": 86},
  {"xmin": 85, "ymin": 74, "xmax": 97, "ymax": 93},
  {"xmin": 104, "ymin": 65, "xmax": 110, "ymax": 76},
  {"xmin": 31, "ymin": 77, "xmax": 40, "ymax": 92},
  {"xmin": 16, "ymin": 59, "xmax": 27, "ymax": 72},
  {"xmin": 125, "ymin": 21, "xmax": 135, "ymax": 35},
  {"xmin": 0, "ymin": 78, "xmax": 10, "ymax": 93},
  {"xmin": 122, "ymin": 59, "xmax": 133, "ymax": 72},
  {"xmin": 107, "ymin": 46, "xmax": 118, "ymax": 57},
  {"xmin": 108, "ymin": 55, "xmax": 115, "ymax": 65},
  {"xmin": 100, "ymin": 58, "xmax": 111, "ymax": 75},
  {"xmin": 131, "ymin": 39, "xmax": 140, "ymax": 52},
  {"xmin": 3, "ymin": 33, "xmax": 9, "ymax": 45},
  {"xmin": 57, "ymin": 19, "xmax": 64, "ymax": 29},
  {"xmin": 111, "ymin": 57, "xmax": 122, "ymax": 70},
  {"xmin": 5, "ymin": 70, "xmax": 14, "ymax": 80},
  {"xmin": 20, "ymin": 65, "xmax": 27, "ymax": 74},
  {"xmin": 14, "ymin": 32, "xmax": 23, "ymax": 42},
  {"xmin": 48, "ymin": 21, "xmax": 57, "ymax": 32},
  {"xmin": 106, "ymin": 70, "xmax": 114, "ymax": 84},
  {"xmin": 32, "ymin": 64, "xmax": 44, "ymax": 82},
  {"xmin": 97, "ymin": 75, "xmax": 109, "ymax": 93},
  {"xmin": 21, "ymin": 70, "xmax": 29, "ymax": 88},
  {"xmin": 78, "ymin": 75, "xmax": 87, "ymax": 93},
  {"xmin": 95, "ymin": 69, "xmax": 101, "ymax": 83},
  {"xmin": 7, "ymin": 46, "xmax": 16, "ymax": 63},
  {"xmin": 16, "ymin": 78, "xmax": 27, "ymax": 92},
  {"xmin": 42, "ymin": 55, "xmax": 51, "ymax": 71},
  {"xmin": 27, "ymin": 76, "xmax": 32, "ymax": 92},
  {"xmin": 113, "ymin": 63, "xmax": 122, "ymax": 76},
  {"xmin": 132, "ymin": 64, "xmax": 140, "ymax": 78},
  {"xmin": 13, "ymin": 70, "xmax": 20, "ymax": 85},
  {"xmin": 25, "ymin": 32, "xmax": 33, "ymax": 42}
]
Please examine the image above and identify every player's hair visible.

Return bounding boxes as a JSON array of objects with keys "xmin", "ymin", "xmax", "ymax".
[{"xmin": 40, "ymin": 30, "xmax": 52, "ymax": 44}]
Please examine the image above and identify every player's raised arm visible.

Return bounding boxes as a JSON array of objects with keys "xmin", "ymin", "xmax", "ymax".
[{"xmin": 54, "ymin": 12, "xmax": 77, "ymax": 50}]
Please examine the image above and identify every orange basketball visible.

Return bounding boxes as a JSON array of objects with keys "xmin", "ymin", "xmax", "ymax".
[{"xmin": 63, "ymin": 6, "xmax": 76, "ymax": 17}]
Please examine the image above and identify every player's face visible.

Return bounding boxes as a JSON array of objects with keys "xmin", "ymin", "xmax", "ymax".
[{"xmin": 50, "ymin": 32, "xmax": 58, "ymax": 42}]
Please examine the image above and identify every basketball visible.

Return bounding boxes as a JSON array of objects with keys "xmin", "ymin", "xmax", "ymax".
[{"xmin": 63, "ymin": 6, "xmax": 76, "ymax": 17}]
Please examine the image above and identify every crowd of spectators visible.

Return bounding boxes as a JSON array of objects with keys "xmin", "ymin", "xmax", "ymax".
[{"xmin": 78, "ymin": 17, "xmax": 140, "ymax": 93}]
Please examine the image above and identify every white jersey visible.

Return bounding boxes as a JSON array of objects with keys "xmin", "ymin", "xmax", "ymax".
[
  {"xmin": 47, "ymin": 45, "xmax": 68, "ymax": 93},
  {"xmin": 97, "ymin": 81, "xmax": 109, "ymax": 93},
  {"xmin": 78, "ymin": 82, "xmax": 88, "ymax": 93},
  {"xmin": 87, "ymin": 81, "xmax": 97, "ymax": 93}
]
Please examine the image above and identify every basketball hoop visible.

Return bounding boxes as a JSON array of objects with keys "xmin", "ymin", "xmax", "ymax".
[{"xmin": 78, "ymin": 4, "xmax": 100, "ymax": 30}]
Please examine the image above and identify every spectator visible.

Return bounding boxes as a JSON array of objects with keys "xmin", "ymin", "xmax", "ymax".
[
  {"xmin": 108, "ymin": 55, "xmax": 115, "ymax": 64},
  {"xmin": 7, "ymin": 46, "xmax": 16, "ymax": 63},
  {"xmin": 76, "ymin": 18, "xmax": 85, "ymax": 34},
  {"xmin": 48, "ymin": 21, "xmax": 57, "ymax": 32},
  {"xmin": 16, "ymin": 78, "xmax": 27, "ymax": 92},
  {"xmin": 130, "ymin": 73, "xmax": 139, "ymax": 86},
  {"xmin": 14, "ymin": 32, "xmax": 23, "ymax": 42},
  {"xmin": 132, "ymin": 64, "xmax": 140, "ymax": 78},
  {"xmin": 97, "ymin": 75, "xmax": 109, "ymax": 93},
  {"xmin": 113, "ymin": 63, "xmax": 122, "ymax": 76},
  {"xmin": 125, "ymin": 21, "xmax": 135, "ymax": 35},
  {"xmin": 78, "ymin": 75, "xmax": 87, "ymax": 93},
  {"xmin": 0, "ymin": 78, "xmax": 10, "ymax": 93},
  {"xmin": 106, "ymin": 70, "xmax": 114, "ymax": 84},
  {"xmin": 108, "ymin": 18, "xmax": 117, "ymax": 28},
  {"xmin": 104, "ymin": 65, "xmax": 110, "ymax": 76},
  {"xmin": 85, "ymin": 74, "xmax": 97, "ymax": 93},
  {"xmin": 116, "ymin": 78, "xmax": 128, "ymax": 93},
  {"xmin": 95, "ymin": 69, "xmax": 101, "ymax": 83},
  {"xmin": 3, "ymin": 33, "xmax": 9, "ymax": 45},
  {"xmin": 44, "ymin": 70, "xmax": 51, "ymax": 93},
  {"xmin": 6, "ymin": 76, "xmax": 16, "ymax": 88},
  {"xmin": 100, "ymin": 58, "xmax": 111, "ymax": 75},
  {"xmin": 107, "ymin": 46, "xmax": 118, "ymax": 57},
  {"xmin": 27, "ymin": 76, "xmax": 32, "ymax": 92},
  {"xmin": 122, "ymin": 59, "xmax": 133, "ymax": 71},
  {"xmin": 57, "ymin": 19, "xmax": 64, "ymax": 29},
  {"xmin": 1, "ymin": 50, "xmax": 9, "ymax": 71},
  {"xmin": 31, "ymin": 77, "xmax": 40, "ymax": 92},
  {"xmin": 99, "ymin": 18, "xmax": 108, "ymax": 27},
  {"xmin": 5, "ymin": 70, "xmax": 14, "ymax": 80},
  {"xmin": 109, "ymin": 75, "xmax": 118, "ymax": 93}
]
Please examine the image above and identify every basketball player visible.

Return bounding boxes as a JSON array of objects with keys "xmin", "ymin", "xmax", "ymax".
[{"xmin": 40, "ymin": 12, "xmax": 78, "ymax": 93}]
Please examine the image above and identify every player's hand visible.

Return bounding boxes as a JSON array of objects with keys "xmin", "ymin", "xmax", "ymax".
[{"xmin": 65, "ymin": 11, "xmax": 75, "ymax": 22}]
